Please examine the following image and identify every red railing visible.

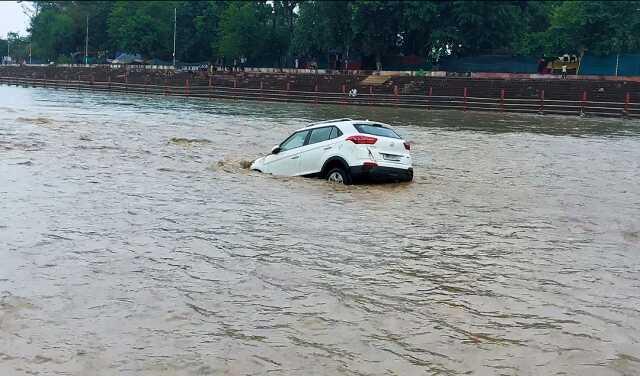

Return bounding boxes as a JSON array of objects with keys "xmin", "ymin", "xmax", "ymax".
[{"xmin": 1, "ymin": 76, "xmax": 638, "ymax": 119}]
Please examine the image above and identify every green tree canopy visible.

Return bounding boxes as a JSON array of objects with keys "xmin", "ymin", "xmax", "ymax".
[
  {"xmin": 108, "ymin": 1, "xmax": 174, "ymax": 59},
  {"xmin": 20, "ymin": 0, "xmax": 640, "ymax": 65},
  {"xmin": 30, "ymin": 2, "xmax": 76, "ymax": 62},
  {"xmin": 217, "ymin": 2, "xmax": 268, "ymax": 60},
  {"xmin": 542, "ymin": 1, "xmax": 640, "ymax": 56}
]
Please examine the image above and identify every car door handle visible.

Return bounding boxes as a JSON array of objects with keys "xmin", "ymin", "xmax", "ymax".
[
  {"xmin": 323, "ymin": 146, "xmax": 332, "ymax": 150},
  {"xmin": 291, "ymin": 156, "xmax": 299, "ymax": 159}
]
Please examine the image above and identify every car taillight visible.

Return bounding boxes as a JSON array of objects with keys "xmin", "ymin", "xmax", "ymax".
[
  {"xmin": 346, "ymin": 135, "xmax": 377, "ymax": 144},
  {"xmin": 404, "ymin": 142, "xmax": 411, "ymax": 150}
]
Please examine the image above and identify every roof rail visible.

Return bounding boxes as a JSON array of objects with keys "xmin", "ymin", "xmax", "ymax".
[{"xmin": 307, "ymin": 118, "xmax": 353, "ymax": 127}]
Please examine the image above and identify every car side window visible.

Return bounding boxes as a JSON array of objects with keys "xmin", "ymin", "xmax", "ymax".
[
  {"xmin": 329, "ymin": 126, "xmax": 342, "ymax": 139},
  {"xmin": 280, "ymin": 130, "xmax": 309, "ymax": 151},
  {"xmin": 308, "ymin": 127, "xmax": 332, "ymax": 145}
]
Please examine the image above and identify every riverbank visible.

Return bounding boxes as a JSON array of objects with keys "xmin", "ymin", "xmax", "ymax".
[{"xmin": 1, "ymin": 66, "xmax": 639, "ymax": 118}]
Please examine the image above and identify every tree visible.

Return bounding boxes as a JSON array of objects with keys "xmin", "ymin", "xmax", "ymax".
[
  {"xmin": 440, "ymin": 1, "xmax": 525, "ymax": 56},
  {"xmin": 217, "ymin": 2, "xmax": 271, "ymax": 62},
  {"xmin": 350, "ymin": 1, "xmax": 402, "ymax": 65},
  {"xmin": 29, "ymin": 1, "xmax": 115, "ymax": 63},
  {"xmin": 290, "ymin": 1, "xmax": 323, "ymax": 57},
  {"xmin": 29, "ymin": 2, "xmax": 76, "ymax": 62},
  {"xmin": 108, "ymin": 1, "xmax": 174, "ymax": 59},
  {"xmin": 6, "ymin": 33, "xmax": 31, "ymax": 63},
  {"xmin": 0, "ymin": 38, "xmax": 7, "ymax": 58},
  {"xmin": 400, "ymin": 1, "xmax": 439, "ymax": 56},
  {"xmin": 511, "ymin": 1, "xmax": 554, "ymax": 56},
  {"xmin": 541, "ymin": 1, "xmax": 640, "ymax": 56},
  {"xmin": 269, "ymin": 1, "xmax": 299, "ymax": 67},
  {"xmin": 19, "ymin": 0, "xmax": 640, "ymax": 68},
  {"xmin": 75, "ymin": 1, "xmax": 116, "ymax": 57},
  {"xmin": 175, "ymin": 1, "xmax": 226, "ymax": 63},
  {"xmin": 292, "ymin": 1, "xmax": 353, "ymax": 65}
]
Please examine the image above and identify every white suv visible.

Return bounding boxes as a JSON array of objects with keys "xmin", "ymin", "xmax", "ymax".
[{"xmin": 250, "ymin": 118, "xmax": 413, "ymax": 184}]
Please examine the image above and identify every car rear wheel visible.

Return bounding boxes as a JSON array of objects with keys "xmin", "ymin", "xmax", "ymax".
[{"xmin": 326, "ymin": 167, "xmax": 352, "ymax": 185}]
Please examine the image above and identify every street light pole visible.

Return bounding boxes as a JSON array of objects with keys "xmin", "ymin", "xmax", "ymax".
[
  {"xmin": 85, "ymin": 15, "xmax": 89, "ymax": 65},
  {"xmin": 172, "ymin": 7, "xmax": 176, "ymax": 67}
]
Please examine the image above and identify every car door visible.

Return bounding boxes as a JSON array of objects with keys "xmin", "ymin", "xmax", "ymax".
[
  {"xmin": 298, "ymin": 126, "xmax": 343, "ymax": 175},
  {"xmin": 261, "ymin": 130, "xmax": 310, "ymax": 176}
]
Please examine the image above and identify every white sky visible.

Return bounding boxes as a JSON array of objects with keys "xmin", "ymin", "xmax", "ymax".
[{"xmin": 0, "ymin": 1, "xmax": 31, "ymax": 38}]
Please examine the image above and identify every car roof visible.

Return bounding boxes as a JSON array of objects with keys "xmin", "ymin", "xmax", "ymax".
[{"xmin": 295, "ymin": 119, "xmax": 389, "ymax": 132}]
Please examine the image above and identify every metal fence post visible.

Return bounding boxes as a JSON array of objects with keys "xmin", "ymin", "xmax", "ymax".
[
  {"xmin": 233, "ymin": 78, "xmax": 238, "ymax": 100},
  {"xmin": 624, "ymin": 92, "xmax": 630, "ymax": 115},
  {"xmin": 394, "ymin": 85, "xmax": 399, "ymax": 107},
  {"xmin": 500, "ymin": 88, "xmax": 505, "ymax": 112},
  {"xmin": 463, "ymin": 87, "xmax": 468, "ymax": 111},
  {"xmin": 209, "ymin": 76, "xmax": 213, "ymax": 100}
]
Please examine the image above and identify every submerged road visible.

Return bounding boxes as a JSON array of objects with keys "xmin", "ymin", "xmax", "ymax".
[{"xmin": 1, "ymin": 85, "xmax": 639, "ymax": 375}]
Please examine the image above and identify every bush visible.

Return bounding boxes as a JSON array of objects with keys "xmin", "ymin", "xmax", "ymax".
[{"xmin": 56, "ymin": 55, "xmax": 71, "ymax": 64}]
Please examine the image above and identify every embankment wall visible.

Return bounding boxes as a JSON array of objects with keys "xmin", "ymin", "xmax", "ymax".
[{"xmin": 1, "ymin": 66, "xmax": 639, "ymax": 118}]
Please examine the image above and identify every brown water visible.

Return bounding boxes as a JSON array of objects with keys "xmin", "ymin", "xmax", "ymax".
[{"xmin": 1, "ymin": 85, "xmax": 640, "ymax": 376}]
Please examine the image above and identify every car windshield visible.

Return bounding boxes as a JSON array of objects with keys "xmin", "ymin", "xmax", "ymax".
[{"xmin": 354, "ymin": 123, "xmax": 401, "ymax": 139}]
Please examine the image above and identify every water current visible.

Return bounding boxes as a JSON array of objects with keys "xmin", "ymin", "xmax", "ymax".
[{"xmin": 1, "ymin": 85, "xmax": 640, "ymax": 375}]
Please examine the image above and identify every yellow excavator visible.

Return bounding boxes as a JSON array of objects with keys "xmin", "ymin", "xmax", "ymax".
[{"xmin": 548, "ymin": 54, "xmax": 580, "ymax": 75}]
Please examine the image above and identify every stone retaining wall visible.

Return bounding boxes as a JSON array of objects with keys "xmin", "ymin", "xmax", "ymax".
[{"xmin": 2, "ymin": 66, "xmax": 639, "ymax": 118}]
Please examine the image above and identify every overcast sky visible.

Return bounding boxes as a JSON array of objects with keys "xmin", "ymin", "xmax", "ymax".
[{"xmin": 0, "ymin": 1, "xmax": 31, "ymax": 38}]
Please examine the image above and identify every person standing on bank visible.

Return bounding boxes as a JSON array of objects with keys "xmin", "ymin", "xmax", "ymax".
[{"xmin": 562, "ymin": 64, "xmax": 567, "ymax": 79}]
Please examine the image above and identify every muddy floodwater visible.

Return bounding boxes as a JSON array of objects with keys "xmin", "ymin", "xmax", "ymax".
[{"xmin": 1, "ymin": 85, "xmax": 640, "ymax": 376}]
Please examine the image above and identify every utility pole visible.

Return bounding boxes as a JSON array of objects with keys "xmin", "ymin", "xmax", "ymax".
[
  {"xmin": 85, "ymin": 15, "xmax": 89, "ymax": 65},
  {"xmin": 172, "ymin": 7, "xmax": 176, "ymax": 67},
  {"xmin": 29, "ymin": 43, "xmax": 31, "ymax": 65},
  {"xmin": 6, "ymin": 35, "xmax": 9, "ymax": 64}
]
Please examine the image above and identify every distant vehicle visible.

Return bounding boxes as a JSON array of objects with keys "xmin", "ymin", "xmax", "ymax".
[{"xmin": 250, "ymin": 119, "xmax": 413, "ymax": 184}]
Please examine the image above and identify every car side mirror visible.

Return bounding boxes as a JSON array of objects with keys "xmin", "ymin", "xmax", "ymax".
[{"xmin": 271, "ymin": 145, "xmax": 281, "ymax": 154}]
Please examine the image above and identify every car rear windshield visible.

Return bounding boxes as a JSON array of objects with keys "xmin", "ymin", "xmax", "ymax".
[{"xmin": 354, "ymin": 123, "xmax": 401, "ymax": 139}]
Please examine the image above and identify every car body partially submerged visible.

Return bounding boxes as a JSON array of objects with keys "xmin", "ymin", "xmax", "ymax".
[{"xmin": 250, "ymin": 118, "xmax": 413, "ymax": 184}]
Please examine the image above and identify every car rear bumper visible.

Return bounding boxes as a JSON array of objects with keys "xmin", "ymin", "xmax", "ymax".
[{"xmin": 349, "ymin": 165, "xmax": 413, "ymax": 183}]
